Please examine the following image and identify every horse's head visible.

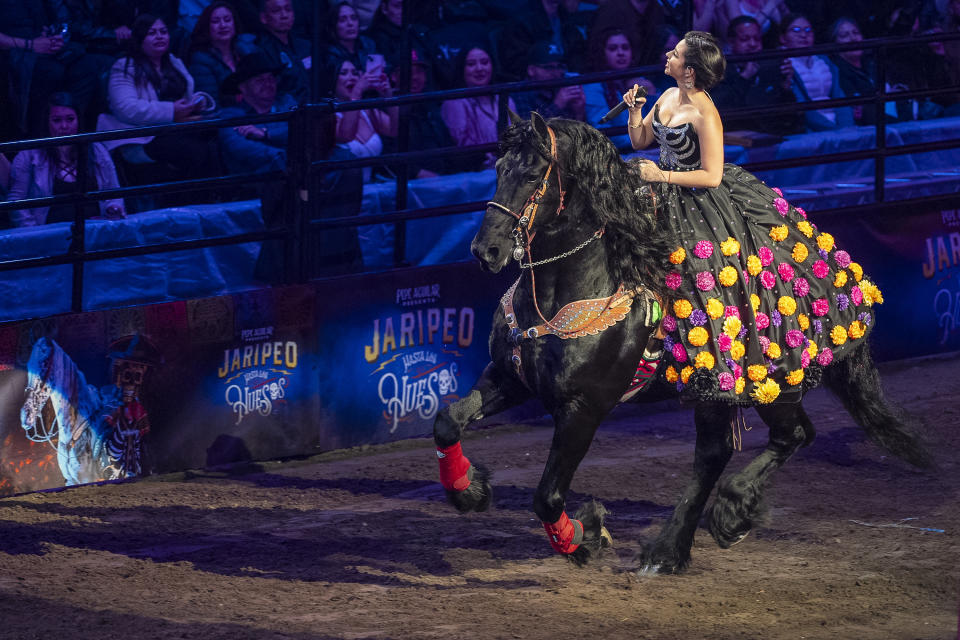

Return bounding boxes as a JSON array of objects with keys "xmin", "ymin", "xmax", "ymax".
[
  {"xmin": 21, "ymin": 338, "xmax": 56, "ymax": 433},
  {"xmin": 472, "ymin": 112, "xmax": 570, "ymax": 273}
]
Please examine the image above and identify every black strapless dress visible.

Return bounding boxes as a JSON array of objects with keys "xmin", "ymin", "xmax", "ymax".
[{"xmin": 648, "ymin": 105, "xmax": 882, "ymax": 404}]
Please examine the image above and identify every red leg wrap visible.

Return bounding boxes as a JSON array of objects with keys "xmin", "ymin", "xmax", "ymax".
[
  {"xmin": 543, "ymin": 512, "xmax": 583, "ymax": 554},
  {"xmin": 437, "ymin": 442, "xmax": 471, "ymax": 492}
]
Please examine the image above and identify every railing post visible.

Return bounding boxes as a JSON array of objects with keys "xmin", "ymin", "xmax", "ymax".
[
  {"xmin": 392, "ymin": 0, "xmax": 414, "ymax": 268},
  {"xmin": 286, "ymin": 106, "xmax": 310, "ymax": 284},
  {"xmin": 70, "ymin": 140, "xmax": 89, "ymax": 313}
]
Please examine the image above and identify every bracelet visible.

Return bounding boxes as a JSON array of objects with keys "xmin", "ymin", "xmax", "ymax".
[{"xmin": 628, "ymin": 119, "xmax": 643, "ymax": 129}]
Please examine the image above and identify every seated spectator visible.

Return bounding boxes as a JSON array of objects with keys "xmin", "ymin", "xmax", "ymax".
[
  {"xmin": 692, "ymin": 0, "xmax": 722, "ymax": 33},
  {"xmin": 323, "ymin": 2, "xmax": 379, "ymax": 73},
  {"xmin": 98, "ymin": 14, "xmax": 219, "ymax": 178},
  {"xmin": 512, "ymin": 41, "xmax": 586, "ymax": 121},
  {"xmin": 779, "ymin": 12, "xmax": 855, "ymax": 131},
  {"xmin": 217, "ymin": 51, "xmax": 297, "ymax": 174},
  {"xmin": 440, "ymin": 45, "xmax": 517, "ymax": 170},
  {"xmin": 712, "ymin": 15, "xmax": 799, "ymax": 133},
  {"xmin": 8, "ymin": 92, "xmax": 125, "ymax": 227},
  {"xmin": 361, "ymin": 0, "xmax": 415, "ymax": 66},
  {"xmin": 911, "ymin": 25, "xmax": 960, "ymax": 118},
  {"xmin": 330, "ymin": 57, "xmax": 398, "ymax": 182},
  {"xmin": 496, "ymin": 0, "xmax": 590, "ymax": 80},
  {"xmin": 255, "ymin": 0, "xmax": 311, "ymax": 101},
  {"xmin": 828, "ymin": 17, "xmax": 876, "ymax": 126},
  {"xmin": 582, "ymin": 28, "xmax": 656, "ymax": 149},
  {"xmin": 717, "ymin": 0, "xmax": 789, "ymax": 37},
  {"xmin": 589, "ymin": 0, "xmax": 665, "ymax": 67},
  {"xmin": 188, "ymin": 1, "xmax": 258, "ymax": 110}
]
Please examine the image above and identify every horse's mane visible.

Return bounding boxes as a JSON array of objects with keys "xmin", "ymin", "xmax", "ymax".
[{"xmin": 500, "ymin": 119, "xmax": 673, "ymax": 298}]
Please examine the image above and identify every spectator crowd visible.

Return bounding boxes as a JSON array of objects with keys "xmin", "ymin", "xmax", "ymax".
[{"xmin": 2, "ymin": 0, "xmax": 960, "ymax": 250}]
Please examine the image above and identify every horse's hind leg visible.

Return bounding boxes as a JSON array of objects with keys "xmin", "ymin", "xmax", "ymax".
[
  {"xmin": 434, "ymin": 362, "xmax": 529, "ymax": 513},
  {"xmin": 641, "ymin": 402, "xmax": 735, "ymax": 574},
  {"xmin": 708, "ymin": 402, "xmax": 814, "ymax": 548}
]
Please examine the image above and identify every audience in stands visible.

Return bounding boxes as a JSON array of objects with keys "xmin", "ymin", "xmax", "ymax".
[
  {"xmin": 827, "ymin": 17, "xmax": 878, "ymax": 126},
  {"xmin": 496, "ymin": 0, "xmax": 590, "ymax": 81},
  {"xmin": 590, "ymin": 0, "xmax": 666, "ymax": 67},
  {"xmin": 441, "ymin": 44, "xmax": 517, "ymax": 170},
  {"xmin": 323, "ymin": 1, "xmax": 379, "ymax": 72},
  {"xmin": 362, "ymin": 0, "xmax": 408, "ymax": 65},
  {"xmin": 331, "ymin": 57, "xmax": 398, "ymax": 182},
  {"xmin": 188, "ymin": 1, "xmax": 258, "ymax": 110},
  {"xmin": 513, "ymin": 41, "xmax": 586, "ymax": 121},
  {"xmin": 255, "ymin": 0, "xmax": 311, "ymax": 101},
  {"xmin": 717, "ymin": 0, "xmax": 789, "ymax": 37},
  {"xmin": 9, "ymin": 92, "xmax": 125, "ymax": 227}
]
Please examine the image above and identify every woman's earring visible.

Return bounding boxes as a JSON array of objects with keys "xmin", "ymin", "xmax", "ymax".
[{"xmin": 684, "ymin": 78, "xmax": 694, "ymax": 89}]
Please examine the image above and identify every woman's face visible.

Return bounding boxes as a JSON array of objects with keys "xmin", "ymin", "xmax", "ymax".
[
  {"xmin": 781, "ymin": 17, "xmax": 814, "ymax": 49},
  {"xmin": 604, "ymin": 34, "xmax": 632, "ymax": 70},
  {"xmin": 664, "ymin": 38, "xmax": 688, "ymax": 81},
  {"xmin": 381, "ymin": 0, "xmax": 402, "ymax": 27},
  {"xmin": 335, "ymin": 60, "xmax": 361, "ymax": 99},
  {"xmin": 209, "ymin": 7, "xmax": 236, "ymax": 45},
  {"xmin": 48, "ymin": 105, "xmax": 79, "ymax": 138},
  {"xmin": 833, "ymin": 20, "xmax": 861, "ymax": 44},
  {"xmin": 463, "ymin": 48, "xmax": 493, "ymax": 87},
  {"xmin": 336, "ymin": 5, "xmax": 360, "ymax": 43},
  {"xmin": 141, "ymin": 19, "xmax": 170, "ymax": 59}
]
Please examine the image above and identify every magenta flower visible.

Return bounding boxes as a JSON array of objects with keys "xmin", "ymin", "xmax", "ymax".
[
  {"xmin": 756, "ymin": 312, "xmax": 770, "ymax": 329},
  {"xmin": 801, "ymin": 350, "xmax": 811, "ymax": 368},
  {"xmin": 662, "ymin": 314, "xmax": 677, "ymax": 332},
  {"xmin": 759, "ymin": 270, "xmax": 777, "ymax": 289},
  {"xmin": 672, "ymin": 343, "xmax": 688, "ymax": 363},
  {"xmin": 717, "ymin": 334, "xmax": 732, "ymax": 351},
  {"xmin": 793, "ymin": 277, "xmax": 810, "ymax": 297},
  {"xmin": 696, "ymin": 271, "xmax": 716, "ymax": 291},
  {"xmin": 774, "ymin": 197, "xmax": 789, "ymax": 215},
  {"xmin": 812, "ymin": 298, "xmax": 830, "ymax": 316},
  {"xmin": 778, "ymin": 263, "xmax": 795, "ymax": 282},
  {"xmin": 732, "ymin": 363, "xmax": 743, "ymax": 379},
  {"xmin": 694, "ymin": 240, "xmax": 714, "ymax": 259},
  {"xmin": 785, "ymin": 329, "xmax": 804, "ymax": 348},
  {"xmin": 851, "ymin": 285, "xmax": 863, "ymax": 305},
  {"xmin": 718, "ymin": 372, "xmax": 735, "ymax": 391},
  {"xmin": 759, "ymin": 246, "xmax": 774, "ymax": 266},
  {"xmin": 772, "ymin": 187, "xmax": 783, "ymax": 197},
  {"xmin": 724, "ymin": 305, "xmax": 740, "ymax": 318},
  {"xmin": 666, "ymin": 272, "xmax": 683, "ymax": 290},
  {"xmin": 817, "ymin": 348, "xmax": 834, "ymax": 366},
  {"xmin": 796, "ymin": 207, "xmax": 807, "ymax": 218},
  {"xmin": 759, "ymin": 335, "xmax": 771, "ymax": 352},
  {"xmin": 812, "ymin": 260, "xmax": 830, "ymax": 279},
  {"xmin": 834, "ymin": 250, "xmax": 851, "ymax": 268}
]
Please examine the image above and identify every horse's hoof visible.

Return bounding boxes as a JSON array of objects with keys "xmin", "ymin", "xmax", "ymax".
[
  {"xmin": 727, "ymin": 530, "xmax": 749, "ymax": 547},
  {"xmin": 445, "ymin": 464, "xmax": 493, "ymax": 513},
  {"xmin": 600, "ymin": 526, "xmax": 614, "ymax": 549}
]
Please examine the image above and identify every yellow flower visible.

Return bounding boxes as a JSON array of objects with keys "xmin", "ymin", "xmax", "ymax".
[
  {"xmin": 830, "ymin": 325, "xmax": 848, "ymax": 346},
  {"xmin": 751, "ymin": 379, "xmax": 781, "ymax": 404},
  {"xmin": 860, "ymin": 279, "xmax": 884, "ymax": 306},
  {"xmin": 706, "ymin": 298, "xmax": 724, "ymax": 319},
  {"xmin": 722, "ymin": 316, "xmax": 742, "ymax": 338},
  {"xmin": 833, "ymin": 270, "xmax": 848, "ymax": 288},
  {"xmin": 817, "ymin": 232, "xmax": 835, "ymax": 252},
  {"xmin": 730, "ymin": 340, "xmax": 745, "ymax": 360},
  {"xmin": 674, "ymin": 299, "xmax": 693, "ymax": 318},
  {"xmin": 777, "ymin": 296, "xmax": 797, "ymax": 316},
  {"xmin": 719, "ymin": 266, "xmax": 738, "ymax": 287},
  {"xmin": 748, "ymin": 364, "xmax": 768, "ymax": 382},
  {"xmin": 766, "ymin": 343, "xmax": 782, "ymax": 359},
  {"xmin": 721, "ymin": 237, "xmax": 741, "ymax": 256},
  {"xmin": 750, "ymin": 294, "xmax": 760, "ymax": 311},
  {"xmin": 695, "ymin": 351, "xmax": 716, "ymax": 369},
  {"xmin": 735, "ymin": 376, "xmax": 746, "ymax": 394},
  {"xmin": 665, "ymin": 366, "xmax": 679, "ymax": 383},
  {"xmin": 807, "ymin": 341, "xmax": 818, "ymax": 359},
  {"xmin": 797, "ymin": 220, "xmax": 814, "ymax": 238},
  {"xmin": 792, "ymin": 242, "xmax": 808, "ymax": 263},
  {"xmin": 798, "ymin": 313, "xmax": 810, "ymax": 330},
  {"xmin": 688, "ymin": 326, "xmax": 709, "ymax": 347},
  {"xmin": 669, "ymin": 247, "xmax": 686, "ymax": 264},
  {"xmin": 681, "ymin": 366, "xmax": 694, "ymax": 384},
  {"xmin": 769, "ymin": 225, "xmax": 789, "ymax": 242},
  {"xmin": 848, "ymin": 320, "xmax": 866, "ymax": 340},
  {"xmin": 785, "ymin": 369, "xmax": 805, "ymax": 386},
  {"xmin": 849, "ymin": 262, "xmax": 863, "ymax": 281},
  {"xmin": 746, "ymin": 255, "xmax": 762, "ymax": 276}
]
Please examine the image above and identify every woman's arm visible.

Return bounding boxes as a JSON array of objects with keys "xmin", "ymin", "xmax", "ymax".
[
  {"xmin": 7, "ymin": 152, "xmax": 40, "ymax": 227},
  {"xmin": 108, "ymin": 59, "xmax": 176, "ymax": 124},
  {"xmin": 640, "ymin": 99, "xmax": 724, "ymax": 188},
  {"xmin": 627, "ymin": 87, "xmax": 668, "ymax": 150}
]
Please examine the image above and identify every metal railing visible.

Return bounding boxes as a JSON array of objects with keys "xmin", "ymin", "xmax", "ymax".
[{"xmin": 1, "ymin": 30, "xmax": 959, "ymax": 319}]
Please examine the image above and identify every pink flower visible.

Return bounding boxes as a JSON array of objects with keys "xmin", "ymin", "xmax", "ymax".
[
  {"xmin": 694, "ymin": 240, "xmax": 714, "ymax": 259},
  {"xmin": 834, "ymin": 250, "xmax": 851, "ymax": 268},
  {"xmin": 774, "ymin": 197, "xmax": 789, "ymax": 215},
  {"xmin": 817, "ymin": 348, "xmax": 834, "ymax": 366},
  {"xmin": 759, "ymin": 270, "xmax": 777, "ymax": 289},
  {"xmin": 778, "ymin": 263, "xmax": 795, "ymax": 282},
  {"xmin": 796, "ymin": 207, "xmax": 807, "ymax": 218},
  {"xmin": 793, "ymin": 277, "xmax": 810, "ymax": 297},
  {"xmin": 672, "ymin": 343, "xmax": 688, "ymax": 363},
  {"xmin": 772, "ymin": 187, "xmax": 783, "ymax": 197},
  {"xmin": 718, "ymin": 372, "xmax": 735, "ymax": 391},
  {"xmin": 666, "ymin": 272, "xmax": 682, "ymax": 290},
  {"xmin": 756, "ymin": 312, "xmax": 770, "ymax": 329},
  {"xmin": 696, "ymin": 271, "xmax": 716, "ymax": 291},
  {"xmin": 801, "ymin": 350, "xmax": 811, "ymax": 368},
  {"xmin": 724, "ymin": 305, "xmax": 740, "ymax": 318},
  {"xmin": 732, "ymin": 364, "xmax": 743, "ymax": 379},
  {"xmin": 759, "ymin": 336, "xmax": 771, "ymax": 352},
  {"xmin": 812, "ymin": 260, "xmax": 830, "ymax": 279},
  {"xmin": 851, "ymin": 285, "xmax": 863, "ymax": 306},
  {"xmin": 662, "ymin": 314, "xmax": 677, "ymax": 332},
  {"xmin": 759, "ymin": 246, "xmax": 774, "ymax": 266},
  {"xmin": 785, "ymin": 330, "xmax": 804, "ymax": 348},
  {"xmin": 717, "ymin": 334, "xmax": 732, "ymax": 351},
  {"xmin": 812, "ymin": 298, "xmax": 830, "ymax": 316}
]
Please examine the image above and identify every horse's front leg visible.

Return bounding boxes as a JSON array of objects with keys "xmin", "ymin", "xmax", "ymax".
[
  {"xmin": 434, "ymin": 362, "xmax": 529, "ymax": 513},
  {"xmin": 533, "ymin": 402, "xmax": 611, "ymax": 566},
  {"xmin": 641, "ymin": 401, "xmax": 735, "ymax": 574}
]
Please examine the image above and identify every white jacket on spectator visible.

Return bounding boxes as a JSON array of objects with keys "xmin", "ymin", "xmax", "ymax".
[
  {"xmin": 7, "ymin": 144, "xmax": 125, "ymax": 227},
  {"xmin": 97, "ymin": 55, "xmax": 196, "ymax": 150}
]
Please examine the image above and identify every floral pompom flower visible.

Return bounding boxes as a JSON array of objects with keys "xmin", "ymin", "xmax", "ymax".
[
  {"xmin": 848, "ymin": 320, "xmax": 866, "ymax": 339},
  {"xmin": 706, "ymin": 298, "xmax": 724, "ymax": 319},
  {"xmin": 800, "ymin": 349, "xmax": 811, "ymax": 368},
  {"xmin": 772, "ymin": 187, "xmax": 783, "ymax": 197},
  {"xmin": 665, "ymin": 366, "xmax": 679, "ymax": 383},
  {"xmin": 759, "ymin": 270, "xmax": 777, "ymax": 289},
  {"xmin": 792, "ymin": 242, "xmax": 809, "ymax": 263},
  {"xmin": 851, "ymin": 285, "xmax": 863, "ymax": 306},
  {"xmin": 717, "ymin": 333, "xmax": 733, "ymax": 351},
  {"xmin": 860, "ymin": 279, "xmax": 884, "ymax": 306},
  {"xmin": 688, "ymin": 326, "xmax": 709, "ymax": 347},
  {"xmin": 674, "ymin": 299, "xmax": 693, "ymax": 318},
  {"xmin": 833, "ymin": 270, "xmax": 848, "ymax": 288},
  {"xmin": 797, "ymin": 313, "xmax": 810, "ymax": 330},
  {"xmin": 796, "ymin": 207, "xmax": 807, "ymax": 219},
  {"xmin": 807, "ymin": 341, "xmax": 818, "ymax": 359},
  {"xmin": 769, "ymin": 225, "xmax": 789, "ymax": 242},
  {"xmin": 812, "ymin": 298, "xmax": 830, "ymax": 316},
  {"xmin": 750, "ymin": 294, "xmax": 761, "ymax": 311},
  {"xmin": 755, "ymin": 312, "xmax": 770, "ymax": 329},
  {"xmin": 735, "ymin": 377, "xmax": 746, "ymax": 394},
  {"xmin": 730, "ymin": 340, "xmax": 746, "ymax": 360},
  {"xmin": 785, "ymin": 329, "xmax": 805, "ymax": 348},
  {"xmin": 759, "ymin": 246, "xmax": 775, "ymax": 266},
  {"xmin": 797, "ymin": 220, "xmax": 814, "ymax": 237},
  {"xmin": 695, "ymin": 351, "xmax": 716, "ymax": 369},
  {"xmin": 666, "ymin": 272, "xmax": 683, "ymax": 290},
  {"xmin": 721, "ymin": 237, "xmax": 741, "ymax": 256},
  {"xmin": 718, "ymin": 372, "xmax": 735, "ymax": 391},
  {"xmin": 833, "ymin": 250, "xmax": 851, "ymax": 269},
  {"xmin": 672, "ymin": 342, "xmax": 688, "ymax": 362},
  {"xmin": 777, "ymin": 295, "xmax": 797, "ymax": 316},
  {"xmin": 774, "ymin": 197, "xmax": 790, "ymax": 215},
  {"xmin": 689, "ymin": 309, "xmax": 708, "ymax": 326},
  {"xmin": 817, "ymin": 232, "xmax": 835, "ymax": 252},
  {"xmin": 681, "ymin": 366, "xmax": 694, "ymax": 384},
  {"xmin": 746, "ymin": 254, "xmax": 762, "ymax": 276},
  {"xmin": 849, "ymin": 262, "xmax": 863, "ymax": 281},
  {"xmin": 694, "ymin": 240, "xmax": 714, "ymax": 259},
  {"xmin": 830, "ymin": 325, "xmax": 848, "ymax": 346},
  {"xmin": 669, "ymin": 247, "xmax": 686, "ymax": 264},
  {"xmin": 751, "ymin": 379, "xmax": 781, "ymax": 404},
  {"xmin": 759, "ymin": 335, "xmax": 771, "ymax": 352},
  {"xmin": 724, "ymin": 305, "xmax": 740, "ymax": 319},
  {"xmin": 817, "ymin": 348, "xmax": 833, "ymax": 366},
  {"xmin": 778, "ymin": 263, "xmax": 795, "ymax": 282},
  {"xmin": 696, "ymin": 271, "xmax": 716, "ymax": 291},
  {"xmin": 812, "ymin": 259, "xmax": 830, "ymax": 279},
  {"xmin": 786, "ymin": 369, "xmax": 805, "ymax": 386},
  {"xmin": 793, "ymin": 277, "xmax": 810, "ymax": 297},
  {"xmin": 748, "ymin": 364, "xmax": 768, "ymax": 382},
  {"xmin": 662, "ymin": 314, "xmax": 677, "ymax": 332},
  {"xmin": 723, "ymin": 316, "xmax": 742, "ymax": 338},
  {"xmin": 719, "ymin": 266, "xmax": 738, "ymax": 287},
  {"xmin": 766, "ymin": 342, "xmax": 782, "ymax": 359}
]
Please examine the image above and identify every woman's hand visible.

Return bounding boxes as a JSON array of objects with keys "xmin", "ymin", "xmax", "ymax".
[
  {"xmin": 639, "ymin": 159, "xmax": 667, "ymax": 182},
  {"xmin": 33, "ymin": 35, "xmax": 64, "ymax": 55},
  {"xmin": 622, "ymin": 84, "xmax": 647, "ymax": 113},
  {"xmin": 173, "ymin": 98, "xmax": 201, "ymax": 122},
  {"xmin": 235, "ymin": 124, "xmax": 268, "ymax": 140}
]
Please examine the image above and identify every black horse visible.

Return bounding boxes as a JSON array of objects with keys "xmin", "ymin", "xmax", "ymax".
[{"xmin": 432, "ymin": 113, "xmax": 930, "ymax": 573}]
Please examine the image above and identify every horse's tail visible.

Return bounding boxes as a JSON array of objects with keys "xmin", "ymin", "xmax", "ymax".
[{"xmin": 821, "ymin": 342, "xmax": 933, "ymax": 469}]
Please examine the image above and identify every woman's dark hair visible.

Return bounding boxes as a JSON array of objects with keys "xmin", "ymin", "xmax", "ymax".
[
  {"xmin": 125, "ymin": 14, "xmax": 171, "ymax": 86},
  {"xmin": 453, "ymin": 43, "xmax": 495, "ymax": 87},
  {"xmin": 43, "ymin": 92, "xmax": 97, "ymax": 188},
  {"xmin": 682, "ymin": 31, "xmax": 725, "ymax": 89},
  {"xmin": 324, "ymin": 1, "xmax": 358, "ymax": 45},
  {"xmin": 188, "ymin": 1, "xmax": 244, "ymax": 56},
  {"xmin": 828, "ymin": 16, "xmax": 859, "ymax": 42},
  {"xmin": 726, "ymin": 15, "xmax": 761, "ymax": 41},
  {"xmin": 778, "ymin": 12, "xmax": 812, "ymax": 37},
  {"xmin": 587, "ymin": 27, "xmax": 631, "ymax": 72},
  {"xmin": 319, "ymin": 56, "xmax": 353, "ymax": 98}
]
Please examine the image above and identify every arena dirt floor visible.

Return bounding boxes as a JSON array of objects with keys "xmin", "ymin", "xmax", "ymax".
[{"xmin": 0, "ymin": 353, "xmax": 958, "ymax": 640}]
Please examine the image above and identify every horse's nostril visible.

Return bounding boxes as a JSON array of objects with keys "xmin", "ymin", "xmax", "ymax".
[{"xmin": 488, "ymin": 246, "xmax": 500, "ymax": 261}]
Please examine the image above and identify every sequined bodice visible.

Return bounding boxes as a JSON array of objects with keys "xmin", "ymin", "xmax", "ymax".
[{"xmin": 652, "ymin": 105, "xmax": 701, "ymax": 171}]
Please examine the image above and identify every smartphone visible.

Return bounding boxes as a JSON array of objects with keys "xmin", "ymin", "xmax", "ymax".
[{"xmin": 366, "ymin": 54, "xmax": 385, "ymax": 76}]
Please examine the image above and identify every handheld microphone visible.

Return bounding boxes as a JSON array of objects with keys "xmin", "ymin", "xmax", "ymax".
[{"xmin": 598, "ymin": 85, "xmax": 647, "ymax": 124}]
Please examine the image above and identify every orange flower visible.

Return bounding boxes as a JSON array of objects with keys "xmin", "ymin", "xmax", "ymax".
[
  {"xmin": 694, "ymin": 351, "xmax": 716, "ymax": 369},
  {"xmin": 669, "ymin": 247, "xmax": 686, "ymax": 264}
]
